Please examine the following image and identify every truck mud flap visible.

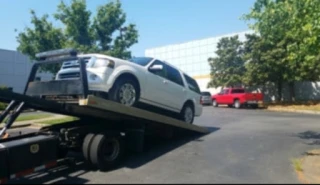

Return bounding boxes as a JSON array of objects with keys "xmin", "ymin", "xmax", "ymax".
[{"xmin": 0, "ymin": 145, "xmax": 8, "ymax": 180}]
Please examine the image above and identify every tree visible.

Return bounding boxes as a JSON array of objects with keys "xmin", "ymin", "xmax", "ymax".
[
  {"xmin": 207, "ymin": 35, "xmax": 245, "ymax": 88},
  {"xmin": 243, "ymin": 34, "xmax": 286, "ymax": 100},
  {"xmin": 16, "ymin": 0, "xmax": 138, "ymax": 74},
  {"xmin": 92, "ymin": 1, "xmax": 138, "ymax": 59},
  {"xmin": 54, "ymin": 0, "xmax": 94, "ymax": 51},
  {"xmin": 242, "ymin": 0, "xmax": 320, "ymax": 101},
  {"xmin": 16, "ymin": 10, "xmax": 66, "ymax": 73}
]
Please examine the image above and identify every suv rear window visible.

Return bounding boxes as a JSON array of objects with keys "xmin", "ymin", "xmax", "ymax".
[
  {"xmin": 183, "ymin": 74, "xmax": 201, "ymax": 94},
  {"xmin": 201, "ymin": 92, "xmax": 211, "ymax": 96},
  {"xmin": 231, "ymin": 89, "xmax": 245, "ymax": 94}
]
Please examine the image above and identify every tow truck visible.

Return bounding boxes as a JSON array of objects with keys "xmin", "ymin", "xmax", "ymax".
[{"xmin": 0, "ymin": 49, "xmax": 209, "ymax": 184}]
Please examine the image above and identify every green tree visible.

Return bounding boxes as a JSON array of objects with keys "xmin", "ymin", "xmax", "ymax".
[
  {"xmin": 54, "ymin": 0, "xmax": 94, "ymax": 51},
  {"xmin": 93, "ymin": 0, "xmax": 138, "ymax": 59},
  {"xmin": 242, "ymin": 0, "xmax": 320, "ymax": 101},
  {"xmin": 207, "ymin": 35, "xmax": 245, "ymax": 88},
  {"xmin": 16, "ymin": 10, "xmax": 66, "ymax": 73},
  {"xmin": 16, "ymin": 0, "xmax": 138, "ymax": 74},
  {"xmin": 243, "ymin": 34, "xmax": 286, "ymax": 100}
]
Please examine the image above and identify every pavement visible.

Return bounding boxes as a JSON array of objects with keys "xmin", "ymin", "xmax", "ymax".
[{"xmin": 7, "ymin": 106, "xmax": 320, "ymax": 184}]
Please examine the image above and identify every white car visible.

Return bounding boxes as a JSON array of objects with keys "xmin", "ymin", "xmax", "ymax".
[{"xmin": 56, "ymin": 54, "xmax": 203, "ymax": 124}]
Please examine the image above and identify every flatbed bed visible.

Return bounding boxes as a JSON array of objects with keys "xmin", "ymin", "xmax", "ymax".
[{"xmin": 0, "ymin": 49, "xmax": 209, "ymax": 184}]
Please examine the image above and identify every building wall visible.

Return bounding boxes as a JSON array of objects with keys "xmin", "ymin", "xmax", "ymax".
[
  {"xmin": 0, "ymin": 49, "xmax": 52, "ymax": 93},
  {"xmin": 145, "ymin": 30, "xmax": 253, "ymax": 94}
]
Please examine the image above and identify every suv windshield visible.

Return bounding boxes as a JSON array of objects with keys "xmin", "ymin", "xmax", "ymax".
[{"xmin": 128, "ymin": 57, "xmax": 153, "ymax": 66}]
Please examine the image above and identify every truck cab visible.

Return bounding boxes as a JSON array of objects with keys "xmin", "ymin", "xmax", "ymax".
[{"xmin": 212, "ymin": 88, "xmax": 263, "ymax": 109}]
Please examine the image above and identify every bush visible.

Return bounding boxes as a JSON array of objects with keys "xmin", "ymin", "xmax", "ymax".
[
  {"xmin": 0, "ymin": 102, "xmax": 7, "ymax": 111},
  {"xmin": 0, "ymin": 85, "xmax": 10, "ymax": 110}
]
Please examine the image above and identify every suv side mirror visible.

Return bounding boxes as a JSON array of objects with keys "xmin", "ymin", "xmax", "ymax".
[{"xmin": 149, "ymin": 64, "xmax": 163, "ymax": 71}]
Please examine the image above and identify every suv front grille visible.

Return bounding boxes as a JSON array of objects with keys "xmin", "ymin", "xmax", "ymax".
[{"xmin": 59, "ymin": 72, "xmax": 80, "ymax": 79}]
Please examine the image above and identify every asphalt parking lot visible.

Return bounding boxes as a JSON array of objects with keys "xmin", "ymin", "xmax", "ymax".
[{"xmin": 9, "ymin": 106, "xmax": 320, "ymax": 184}]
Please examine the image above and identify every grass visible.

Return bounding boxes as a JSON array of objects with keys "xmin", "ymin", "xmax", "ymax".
[
  {"xmin": 292, "ymin": 158, "xmax": 304, "ymax": 172},
  {"xmin": 0, "ymin": 102, "xmax": 7, "ymax": 111},
  {"xmin": 268, "ymin": 104, "xmax": 320, "ymax": 112},
  {"xmin": 265, "ymin": 100, "xmax": 320, "ymax": 112},
  {"xmin": 1, "ymin": 113, "xmax": 53, "ymax": 123},
  {"xmin": 37, "ymin": 116, "xmax": 79, "ymax": 125}
]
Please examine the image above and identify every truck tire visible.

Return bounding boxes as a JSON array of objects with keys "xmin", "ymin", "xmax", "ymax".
[
  {"xmin": 212, "ymin": 99, "xmax": 218, "ymax": 107},
  {"xmin": 234, "ymin": 100, "xmax": 241, "ymax": 109},
  {"xmin": 109, "ymin": 78, "xmax": 140, "ymax": 107},
  {"xmin": 89, "ymin": 134, "xmax": 124, "ymax": 171},
  {"xmin": 82, "ymin": 133, "xmax": 95, "ymax": 164},
  {"xmin": 251, "ymin": 104, "xmax": 258, "ymax": 109}
]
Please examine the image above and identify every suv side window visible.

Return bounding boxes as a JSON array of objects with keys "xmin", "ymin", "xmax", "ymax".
[
  {"xmin": 166, "ymin": 65, "xmax": 184, "ymax": 86},
  {"xmin": 148, "ymin": 60, "xmax": 167, "ymax": 78},
  {"xmin": 183, "ymin": 74, "xmax": 201, "ymax": 94}
]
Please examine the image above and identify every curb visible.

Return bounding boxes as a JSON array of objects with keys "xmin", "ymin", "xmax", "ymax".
[{"xmin": 267, "ymin": 108, "xmax": 320, "ymax": 115}]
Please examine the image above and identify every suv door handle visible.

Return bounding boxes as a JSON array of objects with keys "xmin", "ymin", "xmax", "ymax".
[{"xmin": 163, "ymin": 80, "xmax": 167, "ymax": 84}]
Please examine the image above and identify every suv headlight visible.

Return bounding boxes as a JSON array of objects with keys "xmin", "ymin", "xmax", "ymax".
[{"xmin": 90, "ymin": 58, "xmax": 115, "ymax": 69}]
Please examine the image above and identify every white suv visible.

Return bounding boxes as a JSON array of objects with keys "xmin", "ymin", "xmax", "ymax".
[{"xmin": 56, "ymin": 54, "xmax": 203, "ymax": 124}]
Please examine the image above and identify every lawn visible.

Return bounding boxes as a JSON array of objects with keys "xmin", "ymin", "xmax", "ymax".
[
  {"xmin": 267, "ymin": 103, "xmax": 320, "ymax": 112},
  {"xmin": 37, "ymin": 116, "xmax": 79, "ymax": 125},
  {"xmin": 1, "ymin": 113, "xmax": 54, "ymax": 123}
]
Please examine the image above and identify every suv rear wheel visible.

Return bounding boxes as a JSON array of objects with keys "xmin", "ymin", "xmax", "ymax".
[{"xmin": 179, "ymin": 103, "xmax": 194, "ymax": 124}]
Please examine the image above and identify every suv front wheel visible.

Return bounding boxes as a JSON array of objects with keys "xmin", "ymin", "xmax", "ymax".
[{"xmin": 109, "ymin": 78, "xmax": 140, "ymax": 107}]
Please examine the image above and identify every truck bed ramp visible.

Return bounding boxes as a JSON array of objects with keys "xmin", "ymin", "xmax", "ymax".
[{"xmin": 0, "ymin": 90, "xmax": 209, "ymax": 134}]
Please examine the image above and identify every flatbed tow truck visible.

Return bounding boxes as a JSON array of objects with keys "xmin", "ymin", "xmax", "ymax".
[{"xmin": 0, "ymin": 49, "xmax": 209, "ymax": 184}]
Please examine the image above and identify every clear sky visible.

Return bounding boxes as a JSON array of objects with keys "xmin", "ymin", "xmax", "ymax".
[{"xmin": 0, "ymin": 0, "xmax": 255, "ymax": 56}]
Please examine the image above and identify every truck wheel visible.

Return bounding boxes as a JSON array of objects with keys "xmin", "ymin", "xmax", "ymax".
[
  {"xmin": 89, "ymin": 134, "xmax": 124, "ymax": 171},
  {"xmin": 251, "ymin": 104, "xmax": 258, "ymax": 109},
  {"xmin": 212, "ymin": 100, "xmax": 218, "ymax": 107},
  {"xmin": 179, "ymin": 103, "xmax": 194, "ymax": 124},
  {"xmin": 109, "ymin": 78, "xmax": 140, "ymax": 107},
  {"xmin": 82, "ymin": 133, "xmax": 95, "ymax": 164},
  {"xmin": 234, "ymin": 100, "xmax": 241, "ymax": 109}
]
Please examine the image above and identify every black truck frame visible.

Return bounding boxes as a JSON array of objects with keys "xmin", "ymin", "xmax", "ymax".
[{"xmin": 0, "ymin": 49, "xmax": 208, "ymax": 184}]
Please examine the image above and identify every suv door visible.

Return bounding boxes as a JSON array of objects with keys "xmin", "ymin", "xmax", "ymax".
[
  {"xmin": 144, "ymin": 60, "xmax": 179, "ymax": 112},
  {"xmin": 165, "ymin": 64, "xmax": 187, "ymax": 110}
]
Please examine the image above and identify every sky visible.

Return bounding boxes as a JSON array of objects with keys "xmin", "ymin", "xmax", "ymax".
[{"xmin": 0, "ymin": 0, "xmax": 255, "ymax": 56}]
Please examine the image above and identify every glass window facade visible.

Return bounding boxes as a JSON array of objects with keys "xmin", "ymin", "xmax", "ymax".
[
  {"xmin": 145, "ymin": 30, "xmax": 253, "ymax": 94},
  {"xmin": 145, "ymin": 31, "xmax": 252, "ymax": 78}
]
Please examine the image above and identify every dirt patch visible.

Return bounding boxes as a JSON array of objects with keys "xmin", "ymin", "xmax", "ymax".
[{"xmin": 293, "ymin": 149, "xmax": 320, "ymax": 184}]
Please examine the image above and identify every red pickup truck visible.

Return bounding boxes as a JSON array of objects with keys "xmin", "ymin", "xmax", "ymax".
[{"xmin": 212, "ymin": 88, "xmax": 263, "ymax": 109}]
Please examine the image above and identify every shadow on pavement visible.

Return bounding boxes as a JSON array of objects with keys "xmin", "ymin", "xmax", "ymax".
[
  {"xmin": 297, "ymin": 131, "xmax": 320, "ymax": 145},
  {"xmin": 8, "ymin": 126, "xmax": 219, "ymax": 184},
  {"xmin": 121, "ymin": 126, "xmax": 219, "ymax": 169}
]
